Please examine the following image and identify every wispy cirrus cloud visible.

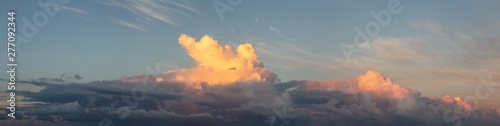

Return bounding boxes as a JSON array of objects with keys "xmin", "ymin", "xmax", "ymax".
[
  {"xmin": 56, "ymin": 5, "xmax": 89, "ymax": 15},
  {"xmin": 109, "ymin": 17, "xmax": 148, "ymax": 32},
  {"xmin": 40, "ymin": 3, "xmax": 92, "ymax": 21},
  {"xmin": 42, "ymin": 3, "xmax": 89, "ymax": 15},
  {"xmin": 102, "ymin": 0, "xmax": 202, "ymax": 28},
  {"xmin": 269, "ymin": 26, "xmax": 296, "ymax": 42}
]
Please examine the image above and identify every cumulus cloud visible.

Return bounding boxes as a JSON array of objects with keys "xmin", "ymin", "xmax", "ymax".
[
  {"xmin": 275, "ymin": 71, "xmax": 499, "ymax": 125},
  {"xmin": 356, "ymin": 70, "xmax": 421, "ymax": 98},
  {"xmin": 160, "ymin": 34, "xmax": 276, "ymax": 85}
]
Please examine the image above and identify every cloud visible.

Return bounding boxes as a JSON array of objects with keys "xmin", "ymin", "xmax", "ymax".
[
  {"xmin": 34, "ymin": 101, "xmax": 82, "ymax": 115},
  {"xmin": 269, "ymin": 26, "xmax": 296, "ymax": 42},
  {"xmin": 3, "ymin": 35, "xmax": 500, "ymax": 126},
  {"xmin": 110, "ymin": 109, "xmax": 213, "ymax": 118},
  {"xmin": 103, "ymin": 0, "xmax": 202, "ymax": 26},
  {"xmin": 42, "ymin": 3, "xmax": 89, "ymax": 15},
  {"xmin": 328, "ymin": 22, "xmax": 500, "ymax": 102},
  {"xmin": 275, "ymin": 71, "xmax": 499, "ymax": 125},
  {"xmin": 40, "ymin": 3, "xmax": 92, "ymax": 21},
  {"xmin": 356, "ymin": 70, "xmax": 421, "ymax": 98},
  {"xmin": 109, "ymin": 17, "xmax": 148, "ymax": 32},
  {"xmin": 60, "ymin": 73, "xmax": 83, "ymax": 80},
  {"xmin": 9, "ymin": 69, "xmax": 500, "ymax": 125},
  {"xmin": 56, "ymin": 6, "xmax": 89, "ymax": 15},
  {"xmin": 13, "ymin": 76, "xmax": 282, "ymax": 125},
  {"xmin": 164, "ymin": 34, "xmax": 276, "ymax": 85}
]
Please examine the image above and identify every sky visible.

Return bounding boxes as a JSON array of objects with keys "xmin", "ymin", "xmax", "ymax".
[{"xmin": 0, "ymin": 0, "xmax": 499, "ymax": 126}]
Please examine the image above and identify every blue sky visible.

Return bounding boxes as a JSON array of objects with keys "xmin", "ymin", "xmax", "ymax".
[
  {"xmin": 1, "ymin": 0, "xmax": 500, "ymax": 107},
  {"xmin": 1, "ymin": 0, "xmax": 500, "ymax": 125}
]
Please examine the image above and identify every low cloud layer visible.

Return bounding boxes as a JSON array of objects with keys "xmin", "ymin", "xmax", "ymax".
[{"xmin": 2, "ymin": 35, "xmax": 499, "ymax": 126}]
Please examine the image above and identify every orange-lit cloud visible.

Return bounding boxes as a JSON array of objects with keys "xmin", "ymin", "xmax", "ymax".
[
  {"xmin": 302, "ymin": 70, "xmax": 421, "ymax": 98},
  {"xmin": 301, "ymin": 70, "xmax": 473, "ymax": 113},
  {"xmin": 357, "ymin": 70, "xmax": 421, "ymax": 98},
  {"xmin": 163, "ymin": 34, "xmax": 275, "ymax": 85},
  {"xmin": 441, "ymin": 95, "xmax": 472, "ymax": 112}
]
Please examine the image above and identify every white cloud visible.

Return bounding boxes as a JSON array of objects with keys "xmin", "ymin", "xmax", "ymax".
[
  {"xmin": 57, "ymin": 6, "xmax": 89, "ymax": 15},
  {"xmin": 269, "ymin": 26, "xmax": 296, "ymax": 42},
  {"xmin": 109, "ymin": 17, "xmax": 148, "ymax": 32},
  {"xmin": 103, "ymin": 0, "xmax": 202, "ymax": 26}
]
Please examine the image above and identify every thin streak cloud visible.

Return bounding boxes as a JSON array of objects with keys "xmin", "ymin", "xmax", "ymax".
[
  {"xmin": 109, "ymin": 17, "xmax": 148, "ymax": 32},
  {"xmin": 102, "ymin": 0, "xmax": 202, "ymax": 26},
  {"xmin": 270, "ymin": 26, "xmax": 296, "ymax": 42}
]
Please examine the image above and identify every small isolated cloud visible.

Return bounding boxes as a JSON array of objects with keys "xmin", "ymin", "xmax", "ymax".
[
  {"xmin": 56, "ymin": 6, "xmax": 89, "ymax": 15},
  {"xmin": 60, "ymin": 73, "xmax": 83, "ymax": 80},
  {"xmin": 270, "ymin": 26, "xmax": 296, "ymax": 41},
  {"xmin": 109, "ymin": 17, "xmax": 148, "ymax": 32},
  {"xmin": 42, "ymin": 3, "xmax": 89, "ymax": 15}
]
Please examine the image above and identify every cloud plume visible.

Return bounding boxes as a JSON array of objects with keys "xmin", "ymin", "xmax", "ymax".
[{"xmin": 163, "ymin": 34, "xmax": 276, "ymax": 85}]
